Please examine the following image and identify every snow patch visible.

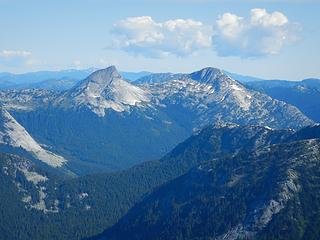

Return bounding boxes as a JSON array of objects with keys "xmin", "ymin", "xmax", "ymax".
[{"xmin": 230, "ymin": 84, "xmax": 252, "ymax": 110}]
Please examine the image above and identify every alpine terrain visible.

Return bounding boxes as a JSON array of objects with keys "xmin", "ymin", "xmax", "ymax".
[{"xmin": 0, "ymin": 66, "xmax": 318, "ymax": 240}]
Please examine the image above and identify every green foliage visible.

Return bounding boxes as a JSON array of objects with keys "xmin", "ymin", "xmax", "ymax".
[
  {"xmin": 1, "ymin": 125, "xmax": 320, "ymax": 240},
  {"xmin": 100, "ymin": 140, "xmax": 320, "ymax": 240},
  {"xmin": 12, "ymin": 107, "xmax": 189, "ymax": 174}
]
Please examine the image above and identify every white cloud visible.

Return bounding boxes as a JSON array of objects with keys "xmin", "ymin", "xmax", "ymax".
[
  {"xmin": 250, "ymin": 8, "xmax": 288, "ymax": 27},
  {"xmin": 111, "ymin": 9, "xmax": 299, "ymax": 59},
  {"xmin": 111, "ymin": 16, "xmax": 213, "ymax": 57},
  {"xmin": 0, "ymin": 50, "xmax": 33, "ymax": 67},
  {"xmin": 216, "ymin": 13, "xmax": 244, "ymax": 39},
  {"xmin": 0, "ymin": 50, "xmax": 31, "ymax": 58},
  {"xmin": 214, "ymin": 8, "xmax": 299, "ymax": 58}
]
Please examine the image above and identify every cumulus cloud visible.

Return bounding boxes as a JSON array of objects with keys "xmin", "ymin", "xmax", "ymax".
[
  {"xmin": 214, "ymin": 8, "xmax": 299, "ymax": 57},
  {"xmin": 111, "ymin": 16, "xmax": 213, "ymax": 57}
]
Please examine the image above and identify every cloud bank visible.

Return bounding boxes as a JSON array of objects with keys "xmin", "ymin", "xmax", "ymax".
[{"xmin": 111, "ymin": 9, "xmax": 299, "ymax": 58}]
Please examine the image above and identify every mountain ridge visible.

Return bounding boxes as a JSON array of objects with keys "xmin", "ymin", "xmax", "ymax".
[
  {"xmin": 0, "ymin": 108, "xmax": 66, "ymax": 168},
  {"xmin": 0, "ymin": 124, "xmax": 319, "ymax": 239},
  {"xmin": 0, "ymin": 66, "xmax": 314, "ymax": 174},
  {"xmin": 96, "ymin": 138, "xmax": 320, "ymax": 240}
]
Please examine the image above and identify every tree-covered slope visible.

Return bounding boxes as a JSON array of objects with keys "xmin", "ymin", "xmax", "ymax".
[
  {"xmin": 48, "ymin": 125, "xmax": 290, "ymax": 238},
  {"xmin": 0, "ymin": 125, "xmax": 292, "ymax": 239},
  {"xmin": 0, "ymin": 153, "xmax": 69, "ymax": 239},
  {"xmin": 100, "ymin": 139, "xmax": 320, "ymax": 240},
  {"xmin": 12, "ymin": 106, "xmax": 189, "ymax": 174}
]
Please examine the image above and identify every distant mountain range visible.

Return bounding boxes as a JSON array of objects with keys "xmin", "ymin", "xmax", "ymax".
[
  {"xmin": 0, "ymin": 68, "xmax": 151, "ymax": 90},
  {"xmin": 0, "ymin": 66, "xmax": 312, "ymax": 175},
  {"xmin": 1, "ymin": 68, "xmax": 319, "ymax": 124},
  {"xmin": 1, "ymin": 67, "xmax": 318, "ymax": 89},
  {"xmin": 245, "ymin": 79, "xmax": 320, "ymax": 122},
  {"xmin": 0, "ymin": 68, "xmax": 97, "ymax": 90}
]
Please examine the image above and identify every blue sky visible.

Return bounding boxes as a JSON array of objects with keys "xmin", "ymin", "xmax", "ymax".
[{"xmin": 0, "ymin": 0, "xmax": 319, "ymax": 80}]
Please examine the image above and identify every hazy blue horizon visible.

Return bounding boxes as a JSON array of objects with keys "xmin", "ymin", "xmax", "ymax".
[{"xmin": 1, "ymin": 65, "xmax": 318, "ymax": 82}]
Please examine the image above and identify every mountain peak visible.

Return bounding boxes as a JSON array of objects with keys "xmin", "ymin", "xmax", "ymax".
[
  {"xmin": 59, "ymin": 66, "xmax": 150, "ymax": 116},
  {"xmin": 190, "ymin": 67, "xmax": 224, "ymax": 83},
  {"xmin": 86, "ymin": 65, "xmax": 120, "ymax": 85},
  {"xmin": 199, "ymin": 67, "xmax": 223, "ymax": 74}
]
